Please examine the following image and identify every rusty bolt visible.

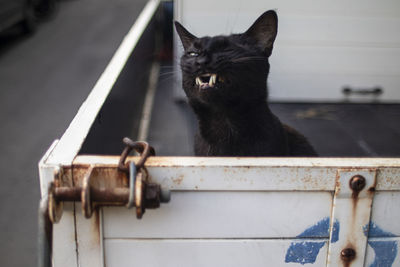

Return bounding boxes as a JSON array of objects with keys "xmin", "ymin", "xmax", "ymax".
[
  {"xmin": 341, "ymin": 248, "xmax": 356, "ymax": 262},
  {"xmin": 349, "ymin": 175, "xmax": 366, "ymax": 192}
]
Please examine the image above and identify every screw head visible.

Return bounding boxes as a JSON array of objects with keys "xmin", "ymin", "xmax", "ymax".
[
  {"xmin": 341, "ymin": 248, "xmax": 356, "ymax": 262},
  {"xmin": 350, "ymin": 175, "xmax": 366, "ymax": 192}
]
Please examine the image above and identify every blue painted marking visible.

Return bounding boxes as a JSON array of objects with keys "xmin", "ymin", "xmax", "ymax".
[
  {"xmin": 285, "ymin": 218, "xmax": 339, "ymax": 264},
  {"xmin": 296, "ymin": 217, "xmax": 340, "ymax": 242},
  {"xmin": 285, "ymin": 241, "xmax": 326, "ymax": 265},
  {"xmin": 368, "ymin": 222, "xmax": 397, "ymax": 238},
  {"xmin": 297, "ymin": 217, "xmax": 330, "ymax": 238},
  {"xmin": 368, "ymin": 240, "xmax": 398, "ymax": 267},
  {"xmin": 330, "ymin": 219, "xmax": 340, "ymax": 243}
]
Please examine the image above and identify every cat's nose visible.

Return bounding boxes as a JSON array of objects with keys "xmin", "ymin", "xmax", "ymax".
[{"xmin": 195, "ymin": 56, "xmax": 210, "ymax": 67}]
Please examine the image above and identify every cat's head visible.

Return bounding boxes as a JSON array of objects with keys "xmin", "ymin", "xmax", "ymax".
[{"xmin": 175, "ymin": 10, "xmax": 278, "ymax": 106}]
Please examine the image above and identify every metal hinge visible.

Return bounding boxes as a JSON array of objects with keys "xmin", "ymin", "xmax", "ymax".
[{"xmin": 38, "ymin": 138, "xmax": 170, "ymax": 267}]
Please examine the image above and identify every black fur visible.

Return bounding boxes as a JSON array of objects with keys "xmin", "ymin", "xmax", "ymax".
[{"xmin": 175, "ymin": 11, "xmax": 317, "ymax": 156}]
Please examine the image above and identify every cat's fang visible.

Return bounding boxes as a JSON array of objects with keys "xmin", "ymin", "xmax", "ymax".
[
  {"xmin": 195, "ymin": 77, "xmax": 201, "ymax": 86},
  {"xmin": 195, "ymin": 74, "xmax": 219, "ymax": 89},
  {"xmin": 210, "ymin": 74, "xmax": 217, "ymax": 86},
  {"xmin": 209, "ymin": 75, "xmax": 215, "ymax": 86}
]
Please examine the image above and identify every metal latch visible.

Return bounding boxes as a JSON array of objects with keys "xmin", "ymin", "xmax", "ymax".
[
  {"xmin": 117, "ymin": 138, "xmax": 171, "ymax": 218},
  {"xmin": 38, "ymin": 138, "xmax": 170, "ymax": 267}
]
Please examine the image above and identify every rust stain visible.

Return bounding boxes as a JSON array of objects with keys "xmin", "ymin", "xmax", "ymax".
[
  {"xmin": 340, "ymin": 245, "xmax": 356, "ymax": 267},
  {"xmin": 69, "ymin": 166, "xmax": 128, "ymax": 189},
  {"xmin": 145, "ymin": 157, "xmax": 184, "ymax": 167},
  {"xmin": 92, "ymin": 208, "xmax": 100, "ymax": 245},
  {"xmin": 60, "ymin": 166, "xmax": 73, "ymax": 187},
  {"xmin": 172, "ymin": 175, "xmax": 184, "ymax": 185},
  {"xmin": 351, "ymin": 191, "xmax": 360, "ymax": 209},
  {"xmin": 367, "ymin": 173, "xmax": 377, "ymax": 195},
  {"xmin": 350, "ymin": 176, "xmax": 364, "ymax": 226},
  {"xmin": 368, "ymin": 186, "xmax": 376, "ymax": 193},
  {"xmin": 335, "ymin": 178, "xmax": 341, "ymax": 197}
]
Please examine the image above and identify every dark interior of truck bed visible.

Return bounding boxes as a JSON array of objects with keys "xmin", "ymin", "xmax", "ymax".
[{"xmin": 147, "ymin": 63, "xmax": 400, "ymax": 157}]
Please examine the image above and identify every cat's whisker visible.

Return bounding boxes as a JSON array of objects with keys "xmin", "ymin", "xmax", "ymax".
[
  {"xmin": 158, "ymin": 70, "xmax": 179, "ymax": 76},
  {"xmin": 230, "ymin": 56, "xmax": 267, "ymax": 63},
  {"xmin": 159, "ymin": 65, "xmax": 175, "ymax": 70}
]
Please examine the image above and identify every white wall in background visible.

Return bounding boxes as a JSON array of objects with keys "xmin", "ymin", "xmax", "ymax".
[{"xmin": 174, "ymin": 0, "xmax": 400, "ymax": 102}]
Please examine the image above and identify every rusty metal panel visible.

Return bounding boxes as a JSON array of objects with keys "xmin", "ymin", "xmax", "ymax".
[
  {"xmin": 73, "ymin": 156, "xmax": 400, "ymax": 191},
  {"xmin": 42, "ymin": 155, "xmax": 400, "ymax": 267},
  {"xmin": 41, "ymin": 154, "xmax": 400, "ymax": 266},
  {"xmin": 327, "ymin": 169, "xmax": 377, "ymax": 267},
  {"xmin": 41, "ymin": 153, "xmax": 400, "ymax": 267}
]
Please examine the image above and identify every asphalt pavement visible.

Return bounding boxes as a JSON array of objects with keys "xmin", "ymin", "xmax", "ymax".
[{"xmin": 0, "ymin": 0, "xmax": 147, "ymax": 265}]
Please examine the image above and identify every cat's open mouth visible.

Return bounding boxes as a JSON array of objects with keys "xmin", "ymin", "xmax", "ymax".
[{"xmin": 195, "ymin": 74, "xmax": 224, "ymax": 90}]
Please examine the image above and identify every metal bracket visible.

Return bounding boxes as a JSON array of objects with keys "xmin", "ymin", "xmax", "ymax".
[
  {"xmin": 45, "ymin": 138, "xmax": 170, "ymax": 223},
  {"xmin": 38, "ymin": 138, "xmax": 171, "ymax": 266},
  {"xmin": 327, "ymin": 169, "xmax": 377, "ymax": 267}
]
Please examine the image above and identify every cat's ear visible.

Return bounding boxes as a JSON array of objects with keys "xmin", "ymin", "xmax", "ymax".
[
  {"xmin": 174, "ymin": 21, "xmax": 197, "ymax": 50},
  {"xmin": 244, "ymin": 10, "xmax": 278, "ymax": 56}
]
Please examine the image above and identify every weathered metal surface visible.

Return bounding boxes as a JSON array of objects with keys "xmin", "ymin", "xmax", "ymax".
[
  {"xmin": 349, "ymin": 175, "xmax": 366, "ymax": 192},
  {"xmin": 55, "ymin": 187, "xmax": 129, "ymax": 203},
  {"xmin": 82, "ymin": 166, "xmax": 94, "ymax": 218},
  {"xmin": 103, "ymin": 192, "xmax": 333, "ymax": 239},
  {"xmin": 47, "ymin": 138, "xmax": 170, "ymax": 223},
  {"xmin": 48, "ymin": 172, "xmax": 169, "ymax": 223},
  {"xmin": 72, "ymin": 156, "xmax": 400, "ymax": 191},
  {"xmin": 104, "ymin": 239, "xmax": 330, "ymax": 267},
  {"xmin": 48, "ymin": 182, "xmax": 63, "ymax": 223},
  {"xmin": 51, "ymin": 203, "xmax": 78, "ymax": 267},
  {"xmin": 364, "ymin": 237, "xmax": 400, "ymax": 266},
  {"xmin": 42, "ymin": 133, "xmax": 400, "ymax": 267},
  {"xmin": 341, "ymin": 248, "xmax": 357, "ymax": 263},
  {"xmin": 51, "ymin": 155, "xmax": 399, "ymax": 267},
  {"xmin": 135, "ymin": 171, "xmax": 144, "ymax": 218},
  {"xmin": 327, "ymin": 169, "xmax": 377, "ymax": 267},
  {"xmin": 369, "ymin": 192, "xmax": 400, "ymax": 236},
  {"xmin": 74, "ymin": 205, "xmax": 104, "ymax": 267},
  {"xmin": 43, "ymin": 155, "xmax": 400, "ymax": 266}
]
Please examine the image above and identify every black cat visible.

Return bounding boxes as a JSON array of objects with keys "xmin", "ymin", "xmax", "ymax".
[{"xmin": 175, "ymin": 10, "xmax": 317, "ymax": 156}]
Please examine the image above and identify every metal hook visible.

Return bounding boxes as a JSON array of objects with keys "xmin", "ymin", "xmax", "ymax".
[
  {"xmin": 81, "ymin": 166, "xmax": 94, "ymax": 218},
  {"xmin": 118, "ymin": 137, "xmax": 155, "ymax": 173}
]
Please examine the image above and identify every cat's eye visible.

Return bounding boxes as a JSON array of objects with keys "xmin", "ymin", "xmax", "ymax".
[{"xmin": 188, "ymin": 52, "xmax": 199, "ymax": 57}]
